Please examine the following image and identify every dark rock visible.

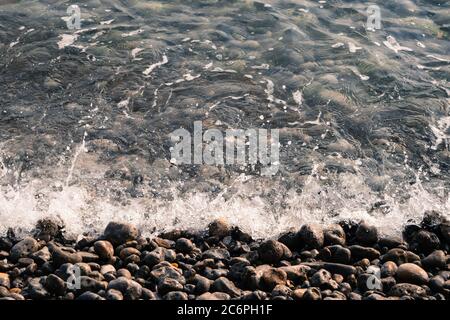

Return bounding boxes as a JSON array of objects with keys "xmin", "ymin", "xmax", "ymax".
[
  {"xmin": 231, "ymin": 227, "xmax": 253, "ymax": 243},
  {"xmin": 107, "ymin": 277, "xmax": 142, "ymax": 300},
  {"xmin": 278, "ymin": 265, "xmax": 309, "ymax": 283},
  {"xmin": 229, "ymin": 260, "xmax": 251, "ymax": 282},
  {"xmin": 0, "ymin": 237, "xmax": 13, "ymax": 252},
  {"xmin": 23, "ymin": 277, "xmax": 49, "ymax": 300},
  {"xmin": 241, "ymin": 290, "xmax": 267, "ymax": 300},
  {"xmin": 421, "ymin": 210, "xmax": 448, "ymax": 230},
  {"xmin": 30, "ymin": 246, "xmax": 51, "ymax": 265},
  {"xmin": 381, "ymin": 248, "xmax": 408, "ymax": 265},
  {"xmin": 150, "ymin": 266, "xmax": 185, "ymax": 284},
  {"xmin": 348, "ymin": 292, "xmax": 362, "ymax": 300},
  {"xmin": 79, "ymin": 276, "xmax": 105, "ymax": 293},
  {"xmin": 212, "ymin": 277, "xmax": 241, "ymax": 297},
  {"xmin": 429, "ymin": 275, "xmax": 445, "ymax": 293},
  {"xmin": 421, "ymin": 250, "xmax": 447, "ymax": 270},
  {"xmin": 202, "ymin": 248, "xmax": 230, "ymax": 260},
  {"xmin": 278, "ymin": 230, "xmax": 301, "ymax": 249},
  {"xmin": 381, "ymin": 261, "xmax": 398, "ymax": 278},
  {"xmin": 439, "ymin": 223, "xmax": 450, "ymax": 244},
  {"xmin": 409, "ymin": 230, "xmax": 440, "ymax": 254},
  {"xmin": 324, "ymin": 291, "xmax": 347, "ymax": 300},
  {"xmin": 157, "ymin": 278, "xmax": 183, "ymax": 295},
  {"xmin": 324, "ymin": 224, "xmax": 346, "ymax": 246},
  {"xmin": 79, "ymin": 252, "xmax": 100, "ymax": 263},
  {"xmin": 175, "ymin": 238, "xmax": 195, "ymax": 254},
  {"xmin": 117, "ymin": 268, "xmax": 132, "ymax": 279},
  {"xmin": 103, "ymin": 222, "xmax": 138, "ymax": 245},
  {"xmin": 163, "ymin": 291, "xmax": 188, "ymax": 300},
  {"xmin": 378, "ymin": 236, "xmax": 404, "ymax": 249},
  {"xmin": 141, "ymin": 288, "xmax": 157, "ymax": 300},
  {"xmin": 50, "ymin": 245, "xmax": 82, "ymax": 266},
  {"xmin": 396, "ymin": 263, "xmax": 429, "ymax": 285},
  {"xmin": 208, "ymin": 218, "xmax": 231, "ymax": 238},
  {"xmin": 119, "ymin": 247, "xmax": 141, "ymax": 260},
  {"xmin": 260, "ymin": 268, "xmax": 287, "ymax": 291},
  {"xmin": 303, "ymin": 287, "xmax": 322, "ymax": 300},
  {"xmin": 35, "ymin": 218, "xmax": 61, "ymax": 240},
  {"xmin": 44, "ymin": 274, "xmax": 66, "ymax": 296},
  {"xmin": 191, "ymin": 274, "xmax": 211, "ymax": 294},
  {"xmin": 10, "ymin": 237, "xmax": 39, "ymax": 261},
  {"xmin": 349, "ymin": 245, "xmax": 380, "ymax": 261},
  {"xmin": 258, "ymin": 240, "xmax": 291, "ymax": 264},
  {"xmin": 310, "ymin": 269, "xmax": 338, "ymax": 290},
  {"xmin": 321, "ymin": 245, "xmax": 351, "ymax": 264},
  {"xmin": 203, "ymin": 268, "xmax": 228, "ymax": 280},
  {"xmin": 389, "ymin": 283, "xmax": 427, "ymax": 297},
  {"xmin": 272, "ymin": 284, "xmax": 292, "ymax": 298},
  {"xmin": 381, "ymin": 276, "xmax": 396, "ymax": 292},
  {"xmin": 106, "ymin": 289, "xmax": 123, "ymax": 300},
  {"xmin": 76, "ymin": 292, "xmax": 105, "ymax": 300},
  {"xmin": 153, "ymin": 237, "xmax": 174, "ymax": 249},
  {"xmin": 298, "ymin": 224, "xmax": 324, "ymax": 249},
  {"xmin": 302, "ymin": 262, "xmax": 357, "ymax": 277},
  {"xmin": 93, "ymin": 240, "xmax": 114, "ymax": 260},
  {"xmin": 355, "ymin": 222, "xmax": 378, "ymax": 245}
]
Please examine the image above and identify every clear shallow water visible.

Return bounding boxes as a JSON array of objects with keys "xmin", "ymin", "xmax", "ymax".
[{"xmin": 0, "ymin": 0, "xmax": 449, "ymax": 238}]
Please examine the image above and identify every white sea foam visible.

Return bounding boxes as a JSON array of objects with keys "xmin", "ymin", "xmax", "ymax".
[{"xmin": 0, "ymin": 168, "xmax": 448, "ymax": 239}]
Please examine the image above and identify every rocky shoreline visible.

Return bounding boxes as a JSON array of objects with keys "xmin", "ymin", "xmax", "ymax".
[{"xmin": 0, "ymin": 212, "xmax": 449, "ymax": 301}]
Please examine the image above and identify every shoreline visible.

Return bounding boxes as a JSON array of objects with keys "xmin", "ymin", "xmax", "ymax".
[{"xmin": 0, "ymin": 212, "xmax": 448, "ymax": 300}]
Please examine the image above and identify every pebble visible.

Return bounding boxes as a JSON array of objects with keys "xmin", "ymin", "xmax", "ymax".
[
  {"xmin": 164, "ymin": 291, "xmax": 188, "ymax": 300},
  {"xmin": 349, "ymin": 245, "xmax": 380, "ymax": 261},
  {"xmin": 175, "ymin": 238, "xmax": 195, "ymax": 254},
  {"xmin": 320, "ymin": 245, "xmax": 351, "ymax": 264},
  {"xmin": 324, "ymin": 224, "xmax": 346, "ymax": 246},
  {"xmin": 77, "ymin": 292, "xmax": 105, "ymax": 300},
  {"xmin": 381, "ymin": 261, "xmax": 398, "ymax": 278},
  {"xmin": 94, "ymin": 240, "xmax": 114, "ymax": 260},
  {"xmin": 310, "ymin": 269, "xmax": 338, "ymax": 290},
  {"xmin": 298, "ymin": 224, "xmax": 324, "ymax": 249},
  {"xmin": 355, "ymin": 222, "xmax": 378, "ymax": 245},
  {"xmin": 30, "ymin": 246, "xmax": 51, "ymax": 264},
  {"xmin": 258, "ymin": 240, "xmax": 291, "ymax": 264},
  {"xmin": 396, "ymin": 263, "xmax": 429, "ymax": 285},
  {"xmin": 10, "ymin": 237, "xmax": 39, "ymax": 261},
  {"xmin": 50, "ymin": 245, "xmax": 82, "ymax": 266},
  {"xmin": 119, "ymin": 247, "xmax": 141, "ymax": 260},
  {"xmin": 208, "ymin": 218, "xmax": 231, "ymax": 238},
  {"xmin": 107, "ymin": 277, "xmax": 142, "ymax": 300},
  {"xmin": 421, "ymin": 250, "xmax": 447, "ymax": 270},
  {"xmin": 211, "ymin": 277, "xmax": 241, "ymax": 297},
  {"xmin": 381, "ymin": 248, "xmax": 408, "ymax": 265},
  {"xmin": 389, "ymin": 283, "xmax": 427, "ymax": 297},
  {"xmin": 191, "ymin": 274, "xmax": 211, "ymax": 294},
  {"xmin": 409, "ymin": 230, "xmax": 440, "ymax": 254},
  {"xmin": 106, "ymin": 288, "xmax": 123, "ymax": 300},
  {"xmin": 157, "ymin": 278, "xmax": 184, "ymax": 295},
  {"xmin": 202, "ymin": 248, "xmax": 230, "ymax": 260},
  {"xmin": 260, "ymin": 267, "xmax": 287, "ymax": 291},
  {"xmin": 303, "ymin": 287, "xmax": 322, "ymax": 300},
  {"xmin": 44, "ymin": 274, "xmax": 66, "ymax": 296},
  {"xmin": 103, "ymin": 222, "xmax": 138, "ymax": 245}
]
